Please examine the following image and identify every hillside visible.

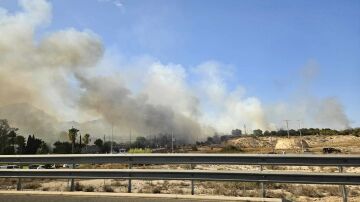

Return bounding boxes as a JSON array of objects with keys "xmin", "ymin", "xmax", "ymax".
[{"xmin": 225, "ymin": 134, "xmax": 360, "ymax": 154}]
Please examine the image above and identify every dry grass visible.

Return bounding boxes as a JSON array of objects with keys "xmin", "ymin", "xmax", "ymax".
[{"xmin": 22, "ymin": 182, "xmax": 41, "ymax": 190}]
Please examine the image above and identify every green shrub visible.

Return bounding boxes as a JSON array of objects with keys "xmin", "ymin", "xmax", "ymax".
[{"xmin": 128, "ymin": 148, "xmax": 152, "ymax": 153}]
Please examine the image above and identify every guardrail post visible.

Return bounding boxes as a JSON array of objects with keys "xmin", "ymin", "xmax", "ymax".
[
  {"xmin": 339, "ymin": 166, "xmax": 347, "ymax": 202},
  {"xmin": 17, "ymin": 164, "xmax": 22, "ymax": 191},
  {"xmin": 128, "ymin": 163, "xmax": 132, "ymax": 193},
  {"xmin": 190, "ymin": 164, "xmax": 195, "ymax": 195},
  {"xmin": 70, "ymin": 163, "xmax": 75, "ymax": 191},
  {"xmin": 16, "ymin": 178, "xmax": 22, "ymax": 191},
  {"xmin": 260, "ymin": 165, "xmax": 265, "ymax": 198}
]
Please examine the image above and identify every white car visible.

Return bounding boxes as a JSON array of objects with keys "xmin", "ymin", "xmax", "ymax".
[
  {"xmin": 36, "ymin": 165, "xmax": 46, "ymax": 169},
  {"xmin": 62, "ymin": 164, "xmax": 79, "ymax": 168}
]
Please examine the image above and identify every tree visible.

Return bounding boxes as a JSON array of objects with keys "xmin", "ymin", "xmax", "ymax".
[
  {"xmin": 94, "ymin": 138, "xmax": 103, "ymax": 150},
  {"xmin": 133, "ymin": 136, "xmax": 147, "ymax": 149},
  {"xmin": 83, "ymin": 133, "xmax": 91, "ymax": 149},
  {"xmin": 68, "ymin": 127, "xmax": 79, "ymax": 154},
  {"xmin": 37, "ymin": 142, "xmax": 50, "ymax": 154},
  {"xmin": 103, "ymin": 141, "xmax": 111, "ymax": 153},
  {"xmin": 0, "ymin": 119, "xmax": 18, "ymax": 154},
  {"xmin": 53, "ymin": 141, "xmax": 72, "ymax": 154},
  {"xmin": 277, "ymin": 129, "xmax": 288, "ymax": 136},
  {"xmin": 253, "ymin": 129, "xmax": 263, "ymax": 136},
  {"xmin": 263, "ymin": 130, "xmax": 271, "ymax": 136},
  {"xmin": 15, "ymin": 135, "xmax": 26, "ymax": 154},
  {"xmin": 25, "ymin": 135, "xmax": 43, "ymax": 154},
  {"xmin": 231, "ymin": 129, "xmax": 242, "ymax": 136}
]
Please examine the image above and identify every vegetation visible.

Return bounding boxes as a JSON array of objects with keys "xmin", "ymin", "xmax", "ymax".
[
  {"xmin": 128, "ymin": 148, "xmax": 152, "ymax": 153},
  {"xmin": 83, "ymin": 133, "xmax": 91, "ymax": 148},
  {"xmin": 221, "ymin": 145, "xmax": 242, "ymax": 153},
  {"xmin": 68, "ymin": 127, "xmax": 79, "ymax": 154},
  {"xmin": 84, "ymin": 185, "xmax": 95, "ymax": 192},
  {"xmin": 1, "ymin": 118, "xmax": 360, "ymax": 155},
  {"xmin": 0, "ymin": 119, "xmax": 49, "ymax": 155},
  {"xmin": 103, "ymin": 185, "xmax": 114, "ymax": 192}
]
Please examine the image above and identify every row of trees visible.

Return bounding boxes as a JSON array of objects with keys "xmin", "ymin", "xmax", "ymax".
[
  {"xmin": 198, "ymin": 127, "xmax": 360, "ymax": 146},
  {"xmin": 2, "ymin": 118, "xmax": 360, "ymax": 154},
  {"xmin": 52, "ymin": 127, "xmax": 91, "ymax": 154},
  {"xmin": 229, "ymin": 127, "xmax": 360, "ymax": 137},
  {"xmin": 0, "ymin": 119, "xmax": 49, "ymax": 155}
]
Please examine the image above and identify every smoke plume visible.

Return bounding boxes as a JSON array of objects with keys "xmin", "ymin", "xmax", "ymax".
[{"xmin": 0, "ymin": 0, "xmax": 351, "ymax": 143}]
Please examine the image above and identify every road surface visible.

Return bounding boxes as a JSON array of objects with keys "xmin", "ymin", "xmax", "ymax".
[{"xmin": 0, "ymin": 191, "xmax": 282, "ymax": 202}]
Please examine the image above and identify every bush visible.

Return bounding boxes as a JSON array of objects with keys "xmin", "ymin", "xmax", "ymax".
[
  {"xmin": 42, "ymin": 187, "xmax": 49, "ymax": 191},
  {"xmin": 103, "ymin": 185, "xmax": 114, "ymax": 192},
  {"xmin": 74, "ymin": 182, "xmax": 83, "ymax": 191},
  {"xmin": 128, "ymin": 148, "xmax": 152, "ymax": 153},
  {"xmin": 221, "ymin": 145, "xmax": 242, "ymax": 153},
  {"xmin": 84, "ymin": 185, "xmax": 95, "ymax": 192},
  {"xmin": 152, "ymin": 186, "xmax": 161, "ymax": 194}
]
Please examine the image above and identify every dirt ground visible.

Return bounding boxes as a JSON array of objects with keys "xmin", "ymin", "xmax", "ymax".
[
  {"xmin": 1, "ymin": 163, "xmax": 359, "ymax": 202},
  {"xmin": 1, "ymin": 135, "xmax": 360, "ymax": 201},
  {"xmin": 225, "ymin": 134, "xmax": 360, "ymax": 154}
]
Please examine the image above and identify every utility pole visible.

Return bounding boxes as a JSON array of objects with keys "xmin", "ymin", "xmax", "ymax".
[
  {"xmin": 244, "ymin": 124, "xmax": 247, "ymax": 135},
  {"xmin": 171, "ymin": 131, "xmax": 174, "ymax": 153},
  {"xmin": 111, "ymin": 123, "xmax": 113, "ymax": 154},
  {"xmin": 129, "ymin": 129, "xmax": 132, "ymax": 150},
  {"xmin": 297, "ymin": 120, "xmax": 304, "ymax": 152},
  {"xmin": 284, "ymin": 120, "xmax": 290, "ymax": 138}
]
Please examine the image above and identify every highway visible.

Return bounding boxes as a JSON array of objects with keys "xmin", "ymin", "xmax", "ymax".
[
  {"xmin": 0, "ymin": 195, "xmax": 199, "ymax": 202},
  {"xmin": 0, "ymin": 192, "xmax": 282, "ymax": 202}
]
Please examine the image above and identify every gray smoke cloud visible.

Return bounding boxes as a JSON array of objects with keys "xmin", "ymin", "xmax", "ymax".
[
  {"xmin": 0, "ymin": 0, "xmax": 201, "ymax": 142},
  {"xmin": 0, "ymin": 0, "xmax": 352, "ymax": 143},
  {"xmin": 76, "ymin": 74, "xmax": 201, "ymax": 142},
  {"xmin": 315, "ymin": 97, "xmax": 350, "ymax": 129},
  {"xmin": 0, "ymin": 0, "xmax": 103, "ymax": 141},
  {"xmin": 267, "ymin": 60, "xmax": 350, "ymax": 130}
]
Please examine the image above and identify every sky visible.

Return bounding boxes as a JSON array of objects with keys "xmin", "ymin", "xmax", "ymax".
[{"xmin": 0, "ymin": 0, "xmax": 359, "ymax": 136}]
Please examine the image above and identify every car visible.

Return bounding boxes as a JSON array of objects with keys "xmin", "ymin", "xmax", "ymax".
[
  {"xmin": 0, "ymin": 165, "xmax": 20, "ymax": 169},
  {"xmin": 36, "ymin": 165, "xmax": 46, "ymax": 169},
  {"xmin": 29, "ymin": 164, "xmax": 40, "ymax": 169},
  {"xmin": 63, "ymin": 164, "xmax": 80, "ymax": 168},
  {"xmin": 119, "ymin": 148, "xmax": 127, "ymax": 154},
  {"xmin": 7, "ymin": 165, "xmax": 20, "ymax": 169}
]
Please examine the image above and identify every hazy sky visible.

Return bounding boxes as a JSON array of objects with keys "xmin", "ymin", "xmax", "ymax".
[{"xmin": 1, "ymin": 0, "xmax": 359, "ymax": 130}]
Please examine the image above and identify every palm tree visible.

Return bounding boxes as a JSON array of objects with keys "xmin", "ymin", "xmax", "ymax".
[
  {"xmin": 83, "ymin": 133, "xmax": 91, "ymax": 151},
  {"xmin": 68, "ymin": 127, "xmax": 79, "ymax": 154}
]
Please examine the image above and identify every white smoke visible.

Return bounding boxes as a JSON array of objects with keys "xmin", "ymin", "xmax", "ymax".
[
  {"xmin": 192, "ymin": 61, "xmax": 270, "ymax": 133},
  {"xmin": 0, "ymin": 0, "xmax": 351, "ymax": 143},
  {"xmin": 267, "ymin": 60, "xmax": 350, "ymax": 130}
]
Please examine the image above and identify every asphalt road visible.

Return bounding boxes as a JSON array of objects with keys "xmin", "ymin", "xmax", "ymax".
[{"xmin": 0, "ymin": 194, "xmax": 219, "ymax": 202}]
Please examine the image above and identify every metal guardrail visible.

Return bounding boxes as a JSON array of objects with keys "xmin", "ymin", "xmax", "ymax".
[
  {"xmin": 0, "ymin": 154, "xmax": 359, "ymax": 202},
  {"xmin": 0, "ymin": 169, "xmax": 359, "ymax": 185},
  {"xmin": 0, "ymin": 154, "xmax": 360, "ymax": 166}
]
